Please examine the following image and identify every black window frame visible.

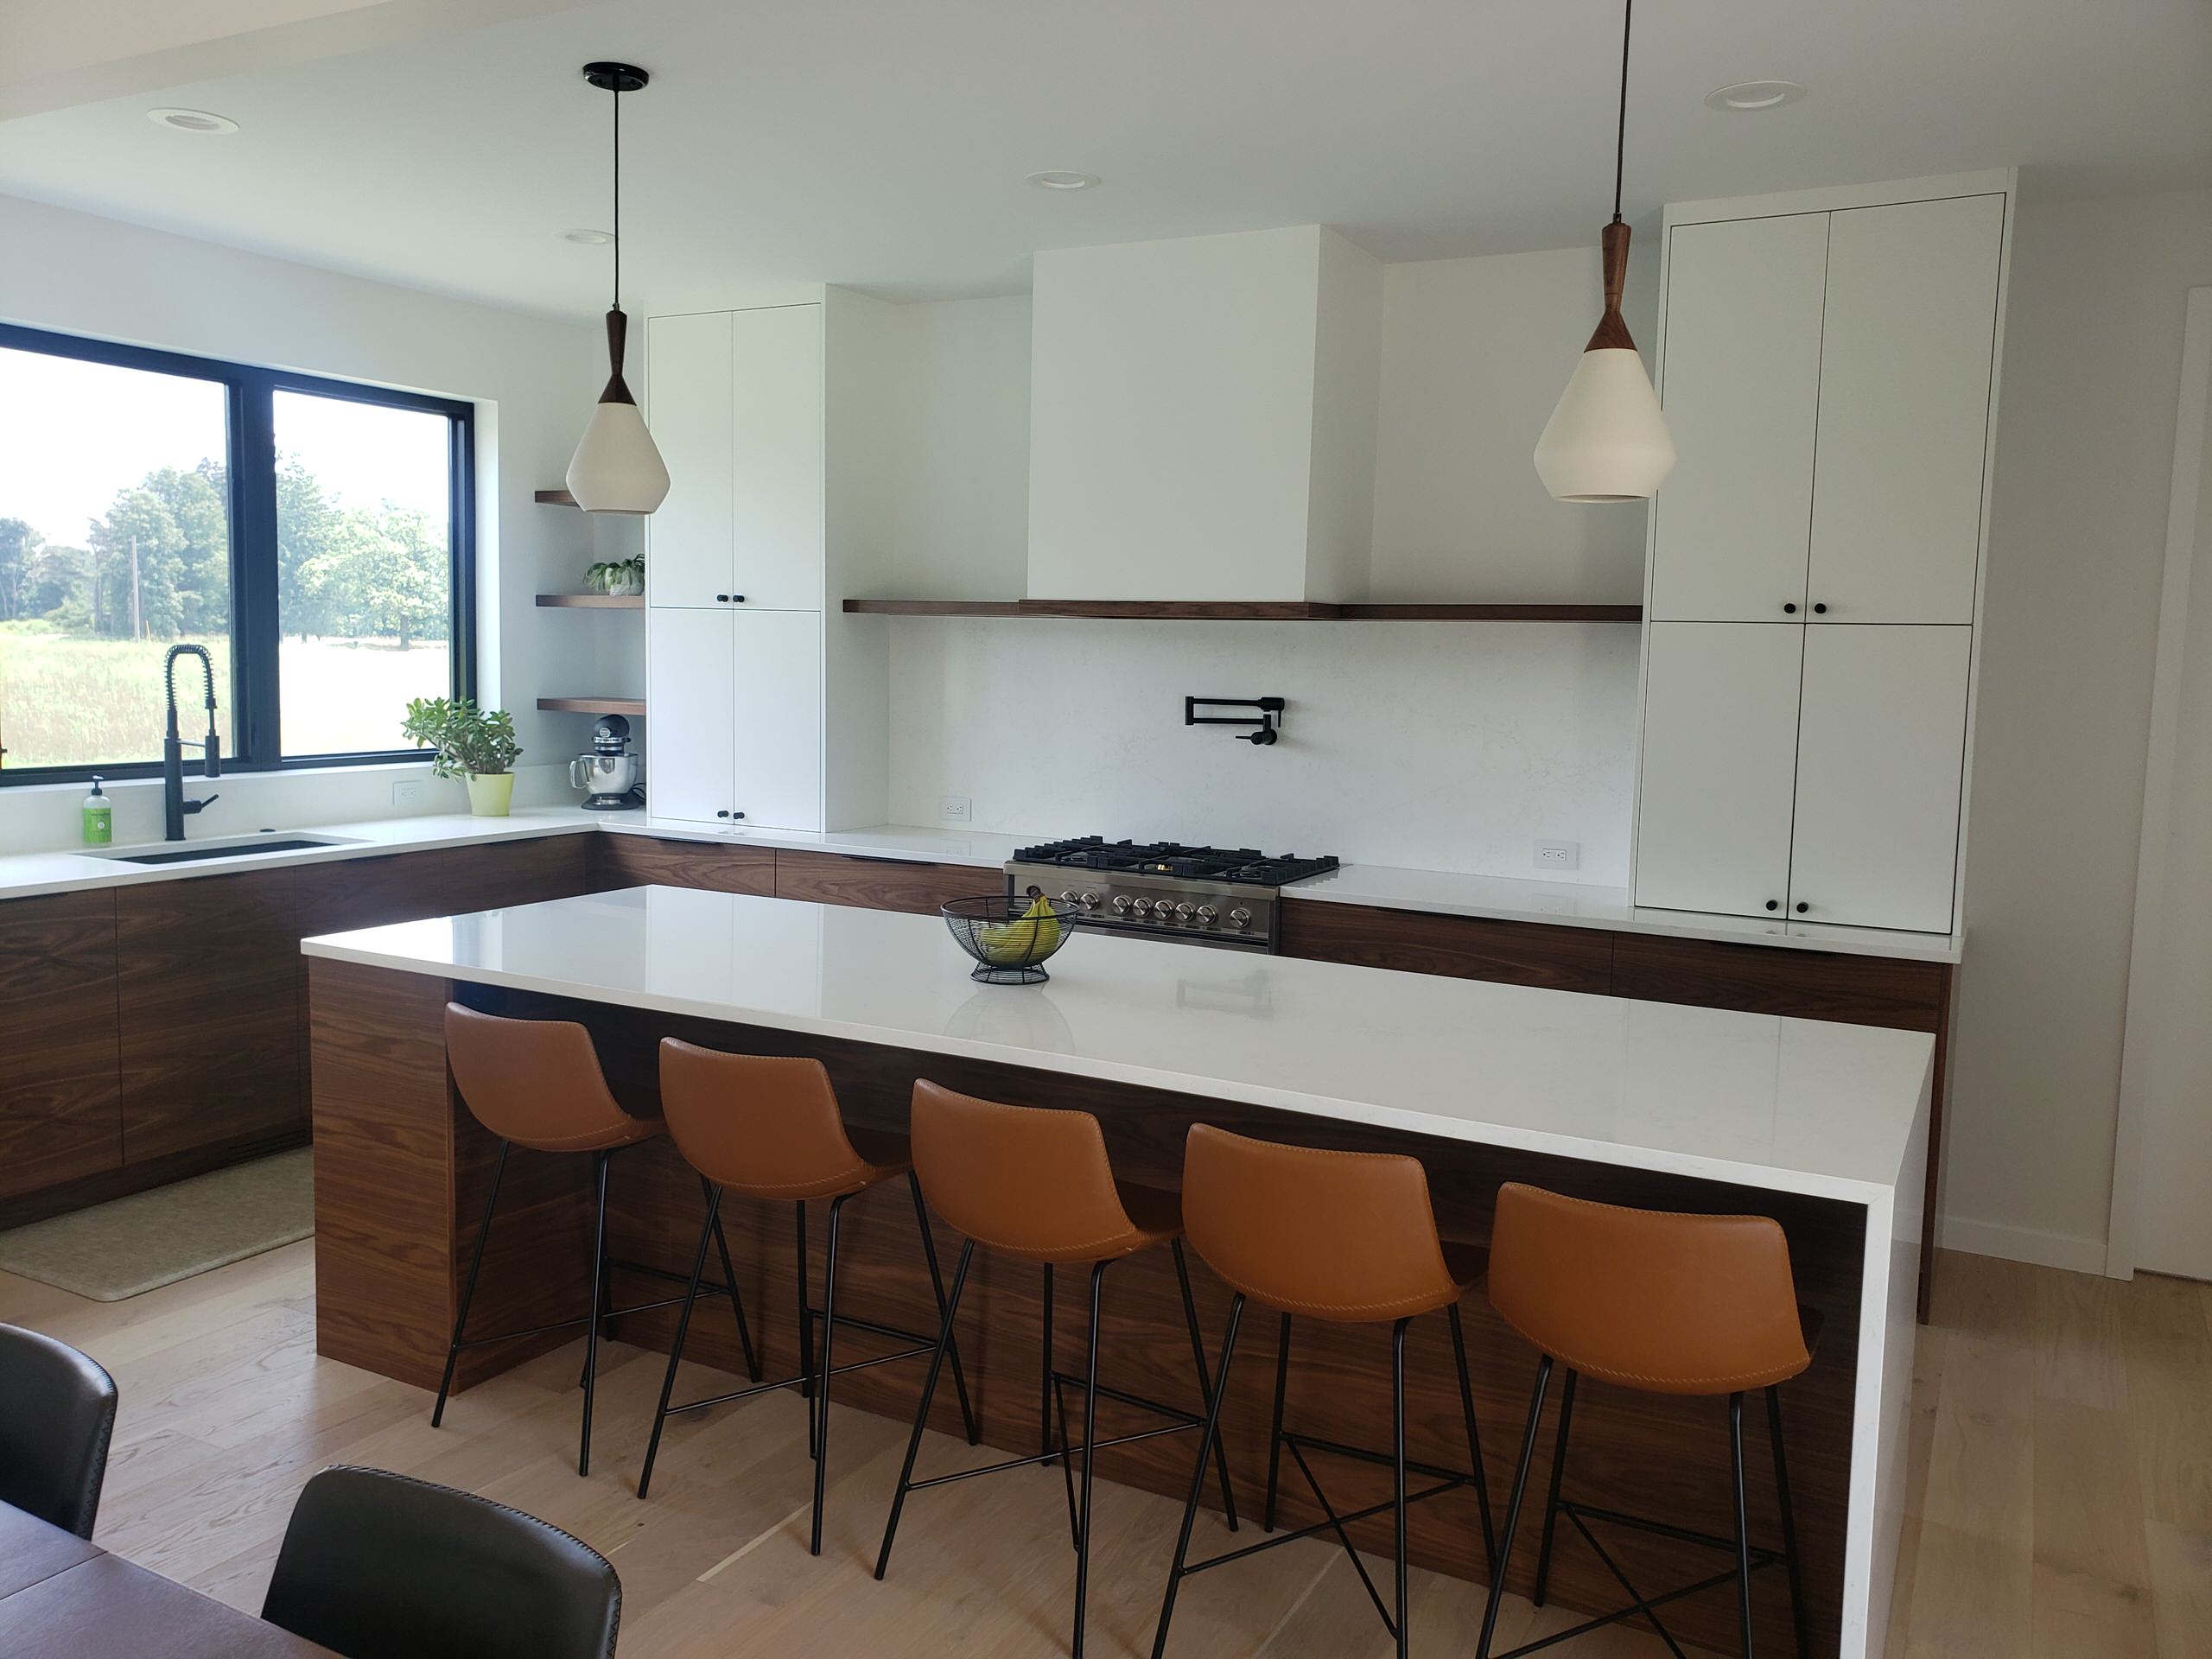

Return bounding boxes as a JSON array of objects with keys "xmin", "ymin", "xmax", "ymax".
[{"xmin": 0, "ymin": 321, "xmax": 476, "ymax": 785}]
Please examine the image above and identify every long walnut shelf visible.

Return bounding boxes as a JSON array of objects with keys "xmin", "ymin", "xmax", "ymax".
[
  {"xmin": 535, "ymin": 594, "xmax": 645, "ymax": 609},
  {"xmin": 537, "ymin": 696, "xmax": 645, "ymax": 715},
  {"xmin": 533, "ymin": 488, "xmax": 579, "ymax": 507},
  {"xmin": 842, "ymin": 598, "xmax": 1643, "ymax": 622}
]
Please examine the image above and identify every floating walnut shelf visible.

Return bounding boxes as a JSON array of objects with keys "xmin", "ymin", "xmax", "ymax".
[
  {"xmin": 841, "ymin": 599, "xmax": 1643, "ymax": 622},
  {"xmin": 537, "ymin": 696, "xmax": 645, "ymax": 715},
  {"xmin": 534, "ymin": 488, "xmax": 580, "ymax": 507},
  {"xmin": 535, "ymin": 594, "xmax": 644, "ymax": 608}
]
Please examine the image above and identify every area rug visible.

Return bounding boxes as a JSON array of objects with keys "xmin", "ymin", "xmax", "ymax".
[{"xmin": 0, "ymin": 1148, "xmax": 315, "ymax": 1301}]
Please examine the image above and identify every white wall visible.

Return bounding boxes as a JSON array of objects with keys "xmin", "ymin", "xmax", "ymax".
[
  {"xmin": 0, "ymin": 191, "xmax": 603, "ymax": 844},
  {"xmin": 1942, "ymin": 187, "xmax": 2212, "ymax": 1271},
  {"xmin": 1370, "ymin": 243, "xmax": 1655, "ymax": 604},
  {"xmin": 887, "ymin": 617, "xmax": 1638, "ymax": 880}
]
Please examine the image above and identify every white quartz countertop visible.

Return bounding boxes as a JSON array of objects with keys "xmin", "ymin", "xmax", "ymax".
[
  {"xmin": 303, "ymin": 885, "xmax": 1934, "ymax": 1205},
  {"xmin": 1290, "ymin": 863, "xmax": 1965, "ymax": 964}
]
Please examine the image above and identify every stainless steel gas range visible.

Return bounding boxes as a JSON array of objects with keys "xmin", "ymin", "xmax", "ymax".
[{"xmin": 1005, "ymin": 837, "xmax": 1341, "ymax": 952}]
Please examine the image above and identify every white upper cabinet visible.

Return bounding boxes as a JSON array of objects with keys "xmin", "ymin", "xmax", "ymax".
[
  {"xmin": 728, "ymin": 304, "xmax": 825, "ymax": 612},
  {"xmin": 729, "ymin": 608, "xmax": 822, "ymax": 831},
  {"xmin": 645, "ymin": 310, "xmax": 733, "ymax": 608},
  {"xmin": 645, "ymin": 304, "xmax": 824, "ymax": 612},
  {"xmin": 1807, "ymin": 195, "xmax": 2005, "ymax": 624},
  {"xmin": 645, "ymin": 606, "xmax": 735, "ymax": 824},
  {"xmin": 1788, "ymin": 626, "xmax": 1973, "ymax": 931},
  {"xmin": 1649, "ymin": 213, "xmax": 1830, "ymax": 623},
  {"xmin": 1634, "ymin": 623, "xmax": 1806, "ymax": 918}
]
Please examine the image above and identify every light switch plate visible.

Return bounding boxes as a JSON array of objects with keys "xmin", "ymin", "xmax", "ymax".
[
  {"xmin": 1534, "ymin": 840, "xmax": 1580, "ymax": 872},
  {"xmin": 939, "ymin": 795, "xmax": 973, "ymax": 823}
]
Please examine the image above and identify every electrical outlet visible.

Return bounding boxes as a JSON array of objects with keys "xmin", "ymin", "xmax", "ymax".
[
  {"xmin": 939, "ymin": 795, "xmax": 973, "ymax": 824},
  {"xmin": 1534, "ymin": 839, "xmax": 1580, "ymax": 872},
  {"xmin": 392, "ymin": 778, "xmax": 431, "ymax": 810}
]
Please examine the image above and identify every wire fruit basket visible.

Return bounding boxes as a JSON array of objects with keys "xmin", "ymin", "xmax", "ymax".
[{"xmin": 942, "ymin": 893, "xmax": 1082, "ymax": 985}]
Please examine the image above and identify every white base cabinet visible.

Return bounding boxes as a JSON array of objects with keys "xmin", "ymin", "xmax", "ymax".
[
  {"xmin": 647, "ymin": 608, "xmax": 822, "ymax": 831},
  {"xmin": 1635, "ymin": 624, "xmax": 1805, "ymax": 918},
  {"xmin": 1789, "ymin": 626, "xmax": 1971, "ymax": 932}
]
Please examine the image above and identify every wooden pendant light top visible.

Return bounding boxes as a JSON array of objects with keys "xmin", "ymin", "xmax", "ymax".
[
  {"xmin": 1584, "ymin": 221, "xmax": 1638, "ymax": 353},
  {"xmin": 599, "ymin": 308, "xmax": 638, "ymax": 406}
]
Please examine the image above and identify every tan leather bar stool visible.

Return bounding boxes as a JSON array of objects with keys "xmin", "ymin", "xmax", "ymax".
[
  {"xmin": 640, "ymin": 1040, "xmax": 979, "ymax": 1556},
  {"xmin": 1152, "ymin": 1124, "xmax": 1495, "ymax": 1659},
  {"xmin": 435, "ymin": 1004, "xmax": 759, "ymax": 1478},
  {"xmin": 874, "ymin": 1082, "xmax": 1242, "ymax": 1659},
  {"xmin": 1475, "ymin": 1182, "xmax": 1815, "ymax": 1659}
]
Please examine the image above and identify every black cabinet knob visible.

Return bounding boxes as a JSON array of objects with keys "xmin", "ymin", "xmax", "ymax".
[
  {"xmin": 1812, "ymin": 602, "xmax": 1828, "ymax": 614},
  {"xmin": 715, "ymin": 594, "xmax": 729, "ymax": 603},
  {"xmin": 1795, "ymin": 901, "xmax": 1809, "ymax": 914},
  {"xmin": 730, "ymin": 594, "xmax": 746, "ymax": 604},
  {"xmin": 1765, "ymin": 899, "xmax": 1780, "ymax": 911},
  {"xmin": 1783, "ymin": 602, "xmax": 1798, "ymax": 614},
  {"xmin": 732, "ymin": 810, "xmax": 746, "ymax": 820},
  {"xmin": 715, "ymin": 809, "xmax": 729, "ymax": 819}
]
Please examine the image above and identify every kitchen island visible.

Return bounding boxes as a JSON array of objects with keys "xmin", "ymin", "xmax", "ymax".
[{"xmin": 303, "ymin": 884, "xmax": 1929, "ymax": 1658}]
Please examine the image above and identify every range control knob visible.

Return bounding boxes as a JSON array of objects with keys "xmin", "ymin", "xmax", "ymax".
[
  {"xmin": 1110, "ymin": 894, "xmax": 1133, "ymax": 914},
  {"xmin": 1079, "ymin": 891, "xmax": 1100, "ymax": 911},
  {"xmin": 1130, "ymin": 898, "xmax": 1153, "ymax": 917},
  {"xmin": 1059, "ymin": 889, "xmax": 1077, "ymax": 904},
  {"xmin": 1173, "ymin": 902, "xmax": 1195, "ymax": 921},
  {"xmin": 1227, "ymin": 906, "xmax": 1253, "ymax": 929},
  {"xmin": 1196, "ymin": 904, "xmax": 1218, "ymax": 925}
]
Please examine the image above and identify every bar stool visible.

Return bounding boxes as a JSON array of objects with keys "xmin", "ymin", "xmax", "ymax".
[
  {"xmin": 435, "ymin": 1004, "xmax": 760, "ymax": 1478},
  {"xmin": 1475, "ymin": 1182, "xmax": 1815, "ymax": 1659},
  {"xmin": 639, "ymin": 1040, "xmax": 980, "ymax": 1557},
  {"xmin": 874, "ymin": 1082, "xmax": 1242, "ymax": 1659},
  {"xmin": 1152, "ymin": 1124, "xmax": 1496, "ymax": 1659}
]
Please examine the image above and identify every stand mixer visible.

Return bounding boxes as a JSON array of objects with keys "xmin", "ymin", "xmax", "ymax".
[{"xmin": 569, "ymin": 714, "xmax": 645, "ymax": 810}]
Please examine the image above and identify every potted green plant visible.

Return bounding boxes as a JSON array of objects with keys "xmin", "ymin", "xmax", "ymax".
[
  {"xmin": 401, "ymin": 697, "xmax": 524, "ymax": 817},
  {"xmin": 585, "ymin": 556, "xmax": 645, "ymax": 597}
]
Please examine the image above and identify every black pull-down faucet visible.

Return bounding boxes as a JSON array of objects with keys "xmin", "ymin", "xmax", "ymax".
[{"xmin": 162, "ymin": 644, "xmax": 221, "ymax": 842}]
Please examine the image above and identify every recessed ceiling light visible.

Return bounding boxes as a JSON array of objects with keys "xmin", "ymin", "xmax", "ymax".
[
  {"xmin": 1026, "ymin": 170, "xmax": 1100, "ymax": 191},
  {"xmin": 148, "ymin": 107, "xmax": 239, "ymax": 134},
  {"xmin": 561, "ymin": 228, "xmax": 615, "ymax": 245},
  {"xmin": 1703, "ymin": 80, "xmax": 1806, "ymax": 112}
]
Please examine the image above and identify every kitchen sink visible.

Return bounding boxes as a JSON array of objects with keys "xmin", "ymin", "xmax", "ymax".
[{"xmin": 86, "ymin": 833, "xmax": 363, "ymax": 866}]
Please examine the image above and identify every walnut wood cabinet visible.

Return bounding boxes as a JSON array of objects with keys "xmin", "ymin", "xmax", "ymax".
[
  {"xmin": 771, "ymin": 848, "xmax": 1000, "ymax": 913},
  {"xmin": 0, "ymin": 891, "xmax": 123, "ymax": 1201}
]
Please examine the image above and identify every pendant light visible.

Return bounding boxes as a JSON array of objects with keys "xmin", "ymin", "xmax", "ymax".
[
  {"xmin": 567, "ymin": 60, "xmax": 671, "ymax": 514},
  {"xmin": 1534, "ymin": 0, "xmax": 1676, "ymax": 504}
]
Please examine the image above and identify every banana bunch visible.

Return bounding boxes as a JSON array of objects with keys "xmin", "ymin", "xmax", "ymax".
[{"xmin": 976, "ymin": 893, "xmax": 1064, "ymax": 965}]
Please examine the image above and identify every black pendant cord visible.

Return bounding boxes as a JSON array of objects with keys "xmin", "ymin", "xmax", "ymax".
[
  {"xmin": 611, "ymin": 76, "xmax": 622, "ymax": 310},
  {"xmin": 1611, "ymin": 0, "xmax": 1631, "ymax": 226}
]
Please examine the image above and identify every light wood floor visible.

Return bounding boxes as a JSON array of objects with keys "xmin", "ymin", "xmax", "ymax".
[{"xmin": 1, "ymin": 1243, "xmax": 2204, "ymax": 1657}]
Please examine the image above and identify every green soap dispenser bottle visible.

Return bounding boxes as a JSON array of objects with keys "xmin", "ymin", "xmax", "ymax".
[{"xmin": 82, "ymin": 775, "xmax": 113, "ymax": 845}]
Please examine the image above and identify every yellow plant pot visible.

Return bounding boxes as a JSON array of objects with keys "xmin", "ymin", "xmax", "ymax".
[{"xmin": 466, "ymin": 772, "xmax": 516, "ymax": 817}]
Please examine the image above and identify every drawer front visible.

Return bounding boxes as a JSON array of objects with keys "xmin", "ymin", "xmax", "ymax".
[
  {"xmin": 773, "ymin": 850, "xmax": 1001, "ymax": 916},
  {"xmin": 1278, "ymin": 900, "xmax": 1615, "ymax": 995},
  {"xmin": 591, "ymin": 835, "xmax": 776, "ymax": 897},
  {"xmin": 0, "ymin": 890, "xmax": 123, "ymax": 1198},
  {"xmin": 1611, "ymin": 933, "xmax": 1944, "ymax": 1031}
]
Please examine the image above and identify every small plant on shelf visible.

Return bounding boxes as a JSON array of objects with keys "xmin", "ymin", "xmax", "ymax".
[
  {"xmin": 584, "ymin": 556, "xmax": 645, "ymax": 596},
  {"xmin": 400, "ymin": 696, "xmax": 523, "ymax": 817}
]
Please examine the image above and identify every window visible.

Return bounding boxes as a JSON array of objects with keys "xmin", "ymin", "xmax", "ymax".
[{"xmin": 0, "ymin": 323, "xmax": 473, "ymax": 780}]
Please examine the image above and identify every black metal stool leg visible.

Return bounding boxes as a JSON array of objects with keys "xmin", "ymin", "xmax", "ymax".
[
  {"xmin": 1390, "ymin": 1317, "xmax": 1410, "ymax": 1659},
  {"xmin": 1448, "ymin": 1302, "xmax": 1497, "ymax": 1572},
  {"xmin": 703, "ymin": 1175, "xmax": 760, "ymax": 1382},
  {"xmin": 1768, "ymin": 1388, "xmax": 1810, "ymax": 1659},
  {"xmin": 908, "ymin": 1173, "xmax": 980, "ymax": 1445},
  {"xmin": 432, "ymin": 1139, "xmax": 508, "ymax": 1427},
  {"xmin": 1475, "ymin": 1355, "xmax": 1554, "ymax": 1659},
  {"xmin": 639, "ymin": 1190, "xmax": 720, "ymax": 1498},
  {"xmin": 1171, "ymin": 1238, "xmax": 1240, "ymax": 1532},
  {"xmin": 579, "ymin": 1200, "xmax": 610, "ymax": 1389},
  {"xmin": 1072, "ymin": 1262, "xmax": 1108, "ymax": 1659},
  {"xmin": 796, "ymin": 1202, "xmax": 817, "ymax": 1454},
  {"xmin": 1731, "ymin": 1390, "xmax": 1754, "ymax": 1656},
  {"xmin": 809, "ymin": 1192, "xmax": 849, "ymax": 1556},
  {"xmin": 1149, "ymin": 1292, "xmax": 1244, "ymax": 1659},
  {"xmin": 577, "ymin": 1151, "xmax": 612, "ymax": 1476},
  {"xmin": 1265, "ymin": 1312, "xmax": 1291, "ymax": 1533},
  {"xmin": 1531, "ymin": 1367, "xmax": 1578, "ymax": 1605},
  {"xmin": 1040, "ymin": 1262, "xmax": 1056, "ymax": 1466},
  {"xmin": 874, "ymin": 1240, "xmax": 975, "ymax": 1580}
]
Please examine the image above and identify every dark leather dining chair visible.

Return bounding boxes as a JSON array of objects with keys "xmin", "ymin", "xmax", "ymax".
[
  {"xmin": 262, "ymin": 1465, "xmax": 621, "ymax": 1659},
  {"xmin": 0, "ymin": 1322, "xmax": 118, "ymax": 1539}
]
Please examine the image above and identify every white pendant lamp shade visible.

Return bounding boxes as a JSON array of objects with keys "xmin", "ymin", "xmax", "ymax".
[
  {"xmin": 1535, "ymin": 343, "xmax": 1675, "ymax": 503},
  {"xmin": 1538, "ymin": 2, "xmax": 1675, "ymax": 504},
  {"xmin": 569, "ymin": 308, "xmax": 669, "ymax": 513}
]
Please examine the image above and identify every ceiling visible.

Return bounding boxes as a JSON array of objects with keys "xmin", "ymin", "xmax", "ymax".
[{"xmin": 1, "ymin": 0, "xmax": 2207, "ymax": 320}]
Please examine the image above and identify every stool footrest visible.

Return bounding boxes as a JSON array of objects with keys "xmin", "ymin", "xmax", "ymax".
[
  {"xmin": 451, "ymin": 1287, "xmax": 731, "ymax": 1351},
  {"xmin": 666, "ymin": 1340, "xmax": 936, "ymax": 1418}
]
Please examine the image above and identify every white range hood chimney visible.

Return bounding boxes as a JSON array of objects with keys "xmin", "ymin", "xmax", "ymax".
[{"xmin": 1025, "ymin": 226, "xmax": 1382, "ymax": 603}]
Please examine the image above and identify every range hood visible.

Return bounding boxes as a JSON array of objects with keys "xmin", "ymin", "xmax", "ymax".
[{"xmin": 1025, "ymin": 225, "xmax": 1382, "ymax": 604}]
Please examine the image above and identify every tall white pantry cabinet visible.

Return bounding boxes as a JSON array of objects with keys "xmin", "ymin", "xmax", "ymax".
[
  {"xmin": 642, "ymin": 303, "xmax": 830, "ymax": 832},
  {"xmin": 1632, "ymin": 173, "xmax": 2012, "ymax": 935}
]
